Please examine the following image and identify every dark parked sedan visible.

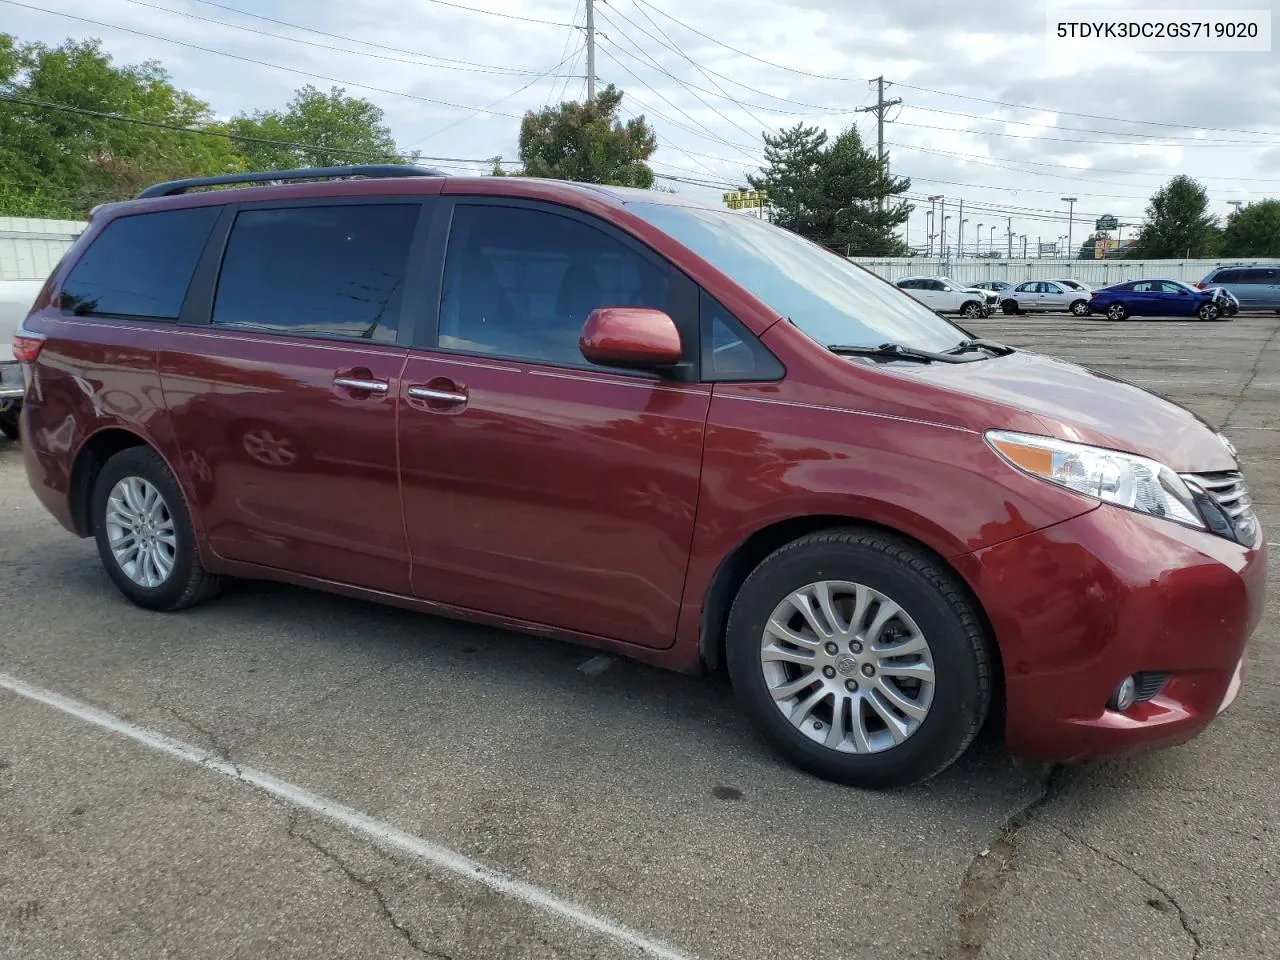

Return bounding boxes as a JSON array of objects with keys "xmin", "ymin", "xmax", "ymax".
[{"xmin": 1089, "ymin": 279, "xmax": 1235, "ymax": 321}]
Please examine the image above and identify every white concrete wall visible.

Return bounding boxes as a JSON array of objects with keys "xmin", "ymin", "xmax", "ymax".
[
  {"xmin": 0, "ymin": 217, "xmax": 87, "ymax": 281},
  {"xmin": 848, "ymin": 257, "xmax": 1280, "ymax": 286}
]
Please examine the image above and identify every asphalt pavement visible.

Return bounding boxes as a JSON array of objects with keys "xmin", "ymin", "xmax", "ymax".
[{"xmin": 1, "ymin": 311, "xmax": 1277, "ymax": 960}]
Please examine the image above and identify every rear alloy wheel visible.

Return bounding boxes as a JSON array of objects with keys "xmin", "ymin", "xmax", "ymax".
[
  {"xmin": 1198, "ymin": 302, "xmax": 1221, "ymax": 321},
  {"xmin": 725, "ymin": 529, "xmax": 991, "ymax": 789},
  {"xmin": 1070, "ymin": 299, "xmax": 1091, "ymax": 317},
  {"xmin": 92, "ymin": 446, "xmax": 222, "ymax": 611},
  {"xmin": 960, "ymin": 301, "xmax": 983, "ymax": 319},
  {"xmin": 1105, "ymin": 302, "xmax": 1128, "ymax": 321}
]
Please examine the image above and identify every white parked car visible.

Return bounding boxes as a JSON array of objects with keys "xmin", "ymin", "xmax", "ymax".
[
  {"xmin": 894, "ymin": 276, "xmax": 994, "ymax": 318},
  {"xmin": 1049, "ymin": 278, "xmax": 1092, "ymax": 296},
  {"xmin": 1000, "ymin": 280, "xmax": 1092, "ymax": 317},
  {"xmin": 0, "ymin": 280, "xmax": 44, "ymax": 440}
]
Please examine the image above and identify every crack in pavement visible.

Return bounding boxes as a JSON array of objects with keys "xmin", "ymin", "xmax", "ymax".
[
  {"xmin": 1219, "ymin": 320, "xmax": 1280, "ymax": 432},
  {"xmin": 153, "ymin": 701, "xmax": 242, "ymax": 776},
  {"xmin": 950, "ymin": 764, "xmax": 1065, "ymax": 959},
  {"xmin": 1055, "ymin": 826, "xmax": 1202, "ymax": 960},
  {"xmin": 286, "ymin": 812, "xmax": 452, "ymax": 960}
]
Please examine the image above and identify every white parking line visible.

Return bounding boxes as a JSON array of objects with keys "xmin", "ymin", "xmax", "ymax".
[{"xmin": 0, "ymin": 672, "xmax": 695, "ymax": 960}]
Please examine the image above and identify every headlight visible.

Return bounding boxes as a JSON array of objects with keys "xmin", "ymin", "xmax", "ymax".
[{"xmin": 986, "ymin": 430, "xmax": 1205, "ymax": 529}]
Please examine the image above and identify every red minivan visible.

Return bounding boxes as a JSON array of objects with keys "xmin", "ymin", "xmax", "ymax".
[{"xmin": 14, "ymin": 166, "xmax": 1266, "ymax": 788}]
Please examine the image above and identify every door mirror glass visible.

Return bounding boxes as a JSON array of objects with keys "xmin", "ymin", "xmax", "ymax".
[{"xmin": 580, "ymin": 307, "xmax": 682, "ymax": 368}]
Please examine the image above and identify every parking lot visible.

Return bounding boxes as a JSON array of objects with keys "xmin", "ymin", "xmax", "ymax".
[{"xmin": 1, "ymin": 311, "xmax": 1277, "ymax": 960}]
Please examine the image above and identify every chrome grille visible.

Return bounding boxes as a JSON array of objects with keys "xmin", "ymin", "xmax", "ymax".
[{"xmin": 1182, "ymin": 470, "xmax": 1259, "ymax": 545}]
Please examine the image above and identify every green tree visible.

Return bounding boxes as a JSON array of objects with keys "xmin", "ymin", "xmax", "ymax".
[
  {"xmin": 1077, "ymin": 232, "xmax": 1099, "ymax": 260},
  {"xmin": 748, "ymin": 123, "xmax": 909, "ymax": 255},
  {"xmin": 228, "ymin": 85, "xmax": 407, "ymax": 169},
  {"xmin": 515, "ymin": 84, "xmax": 656, "ymax": 187},
  {"xmin": 1127, "ymin": 175, "xmax": 1220, "ymax": 258},
  {"xmin": 0, "ymin": 35, "xmax": 242, "ymax": 215},
  {"xmin": 1222, "ymin": 199, "xmax": 1280, "ymax": 256}
]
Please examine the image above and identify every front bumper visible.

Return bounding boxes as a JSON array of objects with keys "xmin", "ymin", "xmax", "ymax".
[{"xmin": 954, "ymin": 505, "xmax": 1266, "ymax": 761}]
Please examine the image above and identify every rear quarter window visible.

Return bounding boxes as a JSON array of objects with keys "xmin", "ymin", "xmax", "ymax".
[{"xmin": 60, "ymin": 207, "xmax": 219, "ymax": 319}]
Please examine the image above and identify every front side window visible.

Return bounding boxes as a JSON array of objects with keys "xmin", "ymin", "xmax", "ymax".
[
  {"xmin": 625, "ymin": 201, "xmax": 964, "ymax": 352},
  {"xmin": 438, "ymin": 204, "xmax": 670, "ymax": 367},
  {"xmin": 213, "ymin": 204, "xmax": 419, "ymax": 342},
  {"xmin": 61, "ymin": 207, "xmax": 219, "ymax": 319}
]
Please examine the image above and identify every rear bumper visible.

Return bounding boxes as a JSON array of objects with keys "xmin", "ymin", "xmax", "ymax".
[
  {"xmin": 955, "ymin": 506, "xmax": 1266, "ymax": 761},
  {"xmin": 0, "ymin": 361, "xmax": 23, "ymax": 399}
]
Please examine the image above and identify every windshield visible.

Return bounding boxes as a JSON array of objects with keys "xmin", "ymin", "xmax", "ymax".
[
  {"xmin": 627, "ymin": 201, "xmax": 965, "ymax": 351},
  {"xmin": 937, "ymin": 277, "xmax": 966, "ymax": 291}
]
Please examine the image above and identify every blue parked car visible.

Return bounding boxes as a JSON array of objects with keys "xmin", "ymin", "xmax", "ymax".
[{"xmin": 1088, "ymin": 279, "xmax": 1238, "ymax": 321}]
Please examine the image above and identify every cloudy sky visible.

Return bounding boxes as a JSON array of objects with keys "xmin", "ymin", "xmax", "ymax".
[{"xmin": 5, "ymin": 0, "xmax": 1279, "ymax": 255}]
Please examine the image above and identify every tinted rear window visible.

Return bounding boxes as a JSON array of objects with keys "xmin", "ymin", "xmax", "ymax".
[
  {"xmin": 60, "ymin": 207, "xmax": 219, "ymax": 319},
  {"xmin": 213, "ymin": 204, "xmax": 420, "ymax": 342},
  {"xmin": 1213, "ymin": 268, "xmax": 1270, "ymax": 284}
]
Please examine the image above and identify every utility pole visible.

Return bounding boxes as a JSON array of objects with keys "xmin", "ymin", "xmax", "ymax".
[
  {"xmin": 585, "ymin": 0, "xmax": 596, "ymax": 100},
  {"xmin": 1228, "ymin": 200, "xmax": 1244, "ymax": 216},
  {"xmin": 976, "ymin": 223, "xmax": 983, "ymax": 257},
  {"xmin": 1006, "ymin": 217, "xmax": 1013, "ymax": 259},
  {"xmin": 1061, "ymin": 197, "xmax": 1077, "ymax": 261},
  {"xmin": 855, "ymin": 76, "xmax": 903, "ymax": 212},
  {"xmin": 939, "ymin": 198, "xmax": 947, "ymax": 257}
]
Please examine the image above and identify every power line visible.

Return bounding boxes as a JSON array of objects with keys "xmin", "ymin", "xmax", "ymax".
[
  {"xmin": 402, "ymin": 45, "xmax": 586, "ymax": 148},
  {"xmin": 632, "ymin": 0, "xmax": 867, "ymax": 82},
  {"xmin": 2, "ymin": 1, "xmax": 524, "ymax": 118},
  {"xmin": 600, "ymin": 1, "xmax": 773, "ymax": 131},
  {"xmin": 596, "ymin": 45, "xmax": 763, "ymax": 159},
  {"xmin": 596, "ymin": 23, "xmax": 763, "ymax": 143},
  {"xmin": 117, "ymin": 0, "xmax": 571, "ymax": 76},
  {"xmin": 182, "ymin": 0, "xmax": 564, "ymax": 73},
  {"xmin": 546, "ymin": 0, "xmax": 584, "ymax": 106},
  {"xmin": 891, "ymin": 117, "xmax": 1275, "ymax": 148},
  {"xmin": 892, "ymin": 81, "xmax": 1280, "ymax": 140},
  {"xmin": 885, "ymin": 141, "xmax": 1280, "ymax": 184},
  {"xmin": 904, "ymin": 104, "xmax": 1280, "ymax": 145}
]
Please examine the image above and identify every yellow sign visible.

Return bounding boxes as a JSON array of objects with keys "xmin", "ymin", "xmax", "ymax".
[{"xmin": 723, "ymin": 190, "xmax": 767, "ymax": 210}]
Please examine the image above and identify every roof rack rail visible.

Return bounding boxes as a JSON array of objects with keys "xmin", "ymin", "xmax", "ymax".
[{"xmin": 136, "ymin": 164, "xmax": 448, "ymax": 199}]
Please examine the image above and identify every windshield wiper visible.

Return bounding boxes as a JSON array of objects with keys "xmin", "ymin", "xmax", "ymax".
[
  {"xmin": 945, "ymin": 338, "xmax": 1015, "ymax": 357},
  {"xmin": 826, "ymin": 342, "xmax": 981, "ymax": 364}
]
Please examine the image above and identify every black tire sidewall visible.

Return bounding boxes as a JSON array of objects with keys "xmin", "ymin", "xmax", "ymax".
[
  {"xmin": 91, "ymin": 448, "xmax": 201, "ymax": 611},
  {"xmin": 725, "ymin": 538, "xmax": 987, "ymax": 788},
  {"xmin": 1107, "ymin": 304, "xmax": 1127, "ymax": 321}
]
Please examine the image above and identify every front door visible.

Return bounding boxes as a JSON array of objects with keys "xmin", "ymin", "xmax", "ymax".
[
  {"xmin": 161, "ymin": 201, "xmax": 425, "ymax": 594},
  {"xmin": 397, "ymin": 200, "xmax": 710, "ymax": 649}
]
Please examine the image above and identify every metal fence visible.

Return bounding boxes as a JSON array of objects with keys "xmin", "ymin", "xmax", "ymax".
[
  {"xmin": 847, "ymin": 257, "xmax": 1280, "ymax": 286},
  {"xmin": 0, "ymin": 217, "xmax": 86, "ymax": 280}
]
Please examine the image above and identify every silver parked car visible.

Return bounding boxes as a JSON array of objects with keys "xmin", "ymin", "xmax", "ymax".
[{"xmin": 1000, "ymin": 280, "xmax": 1093, "ymax": 317}]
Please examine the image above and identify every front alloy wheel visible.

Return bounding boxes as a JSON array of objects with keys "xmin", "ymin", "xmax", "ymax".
[
  {"xmin": 760, "ymin": 582, "xmax": 936, "ymax": 753},
  {"xmin": 1198, "ymin": 302, "xmax": 1221, "ymax": 321},
  {"xmin": 961, "ymin": 301, "xmax": 983, "ymax": 319},
  {"xmin": 725, "ymin": 529, "xmax": 992, "ymax": 788}
]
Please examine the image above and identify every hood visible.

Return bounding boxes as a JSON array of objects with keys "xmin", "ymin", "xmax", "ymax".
[{"xmin": 887, "ymin": 349, "xmax": 1236, "ymax": 472}]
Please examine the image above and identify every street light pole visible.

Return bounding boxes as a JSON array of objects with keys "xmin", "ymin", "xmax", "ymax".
[
  {"xmin": 976, "ymin": 222, "xmax": 983, "ymax": 257},
  {"xmin": 943, "ymin": 216, "xmax": 952, "ymax": 259},
  {"xmin": 1061, "ymin": 196, "xmax": 1077, "ymax": 260}
]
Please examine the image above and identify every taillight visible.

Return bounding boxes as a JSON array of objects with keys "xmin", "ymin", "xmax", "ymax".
[
  {"xmin": 12, "ymin": 334, "xmax": 45, "ymax": 363},
  {"xmin": 1195, "ymin": 281, "xmax": 1207, "ymax": 289}
]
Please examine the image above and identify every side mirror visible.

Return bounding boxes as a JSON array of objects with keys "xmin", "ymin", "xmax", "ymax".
[{"xmin": 579, "ymin": 307, "xmax": 682, "ymax": 369}]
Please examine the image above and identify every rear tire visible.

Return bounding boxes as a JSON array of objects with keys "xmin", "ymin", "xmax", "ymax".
[
  {"xmin": 1105, "ymin": 302, "xmax": 1128, "ymax": 321},
  {"xmin": 91, "ymin": 446, "xmax": 222, "ymax": 611},
  {"xmin": 1001, "ymin": 300, "xmax": 1020, "ymax": 316},
  {"xmin": 724, "ymin": 529, "xmax": 992, "ymax": 789},
  {"xmin": 1070, "ymin": 299, "xmax": 1090, "ymax": 317},
  {"xmin": 0, "ymin": 410, "xmax": 17, "ymax": 441}
]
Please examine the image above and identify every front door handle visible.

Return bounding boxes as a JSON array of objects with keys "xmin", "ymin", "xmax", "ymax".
[
  {"xmin": 334, "ymin": 376, "xmax": 389, "ymax": 394},
  {"xmin": 407, "ymin": 385, "xmax": 467, "ymax": 403}
]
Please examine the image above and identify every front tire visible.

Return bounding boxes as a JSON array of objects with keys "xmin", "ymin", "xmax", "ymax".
[
  {"xmin": 91, "ymin": 446, "xmax": 222, "ymax": 611},
  {"xmin": 1198, "ymin": 302, "xmax": 1221, "ymax": 321},
  {"xmin": 725, "ymin": 529, "xmax": 992, "ymax": 789},
  {"xmin": 0, "ymin": 409, "xmax": 18, "ymax": 441},
  {"xmin": 960, "ymin": 301, "xmax": 983, "ymax": 320}
]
